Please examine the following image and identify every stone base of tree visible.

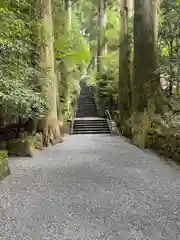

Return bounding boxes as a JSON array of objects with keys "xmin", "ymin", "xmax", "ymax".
[
  {"xmin": 6, "ymin": 132, "xmax": 63, "ymax": 157},
  {"xmin": 50, "ymin": 137, "xmax": 63, "ymax": 146},
  {"xmin": 120, "ymin": 118, "xmax": 132, "ymax": 139},
  {"xmin": 0, "ymin": 150, "xmax": 10, "ymax": 180},
  {"xmin": 132, "ymin": 112, "xmax": 150, "ymax": 148},
  {"xmin": 60, "ymin": 122, "xmax": 69, "ymax": 135},
  {"xmin": 35, "ymin": 133, "xmax": 44, "ymax": 150},
  {"xmin": 7, "ymin": 136, "xmax": 36, "ymax": 157}
]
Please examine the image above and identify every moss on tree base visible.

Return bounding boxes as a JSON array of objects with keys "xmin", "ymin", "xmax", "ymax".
[
  {"xmin": 131, "ymin": 111, "xmax": 150, "ymax": 148},
  {"xmin": 6, "ymin": 132, "xmax": 63, "ymax": 157},
  {"xmin": 120, "ymin": 114, "xmax": 180, "ymax": 162},
  {"xmin": 0, "ymin": 150, "xmax": 10, "ymax": 180},
  {"xmin": 7, "ymin": 136, "xmax": 36, "ymax": 157},
  {"xmin": 146, "ymin": 126, "xmax": 180, "ymax": 161},
  {"xmin": 120, "ymin": 118, "xmax": 132, "ymax": 138},
  {"xmin": 60, "ymin": 122, "xmax": 69, "ymax": 136}
]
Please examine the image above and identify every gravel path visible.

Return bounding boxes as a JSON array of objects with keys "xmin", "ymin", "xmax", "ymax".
[{"xmin": 1, "ymin": 134, "xmax": 180, "ymax": 240}]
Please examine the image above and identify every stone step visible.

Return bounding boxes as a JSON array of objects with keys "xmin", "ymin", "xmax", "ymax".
[
  {"xmin": 73, "ymin": 117, "xmax": 110, "ymax": 134},
  {"xmin": 77, "ymin": 111, "xmax": 97, "ymax": 113},
  {"xmin": 76, "ymin": 109, "xmax": 97, "ymax": 112},
  {"xmin": 78, "ymin": 96, "xmax": 93, "ymax": 98},
  {"xmin": 77, "ymin": 106, "xmax": 96, "ymax": 109},
  {"xmin": 74, "ymin": 126, "xmax": 108, "ymax": 128},
  {"xmin": 74, "ymin": 123, "xmax": 109, "ymax": 127},
  {"xmin": 74, "ymin": 123, "xmax": 108, "ymax": 126},
  {"xmin": 76, "ymin": 111, "xmax": 97, "ymax": 115},
  {"xmin": 77, "ymin": 107, "xmax": 97, "ymax": 109},
  {"xmin": 73, "ymin": 130, "xmax": 110, "ymax": 134},
  {"xmin": 74, "ymin": 126, "xmax": 109, "ymax": 130},
  {"xmin": 74, "ymin": 120, "xmax": 107, "ymax": 125},
  {"xmin": 78, "ymin": 100, "xmax": 95, "ymax": 102},
  {"xmin": 76, "ymin": 114, "xmax": 98, "ymax": 117},
  {"xmin": 78, "ymin": 102, "xmax": 94, "ymax": 105},
  {"xmin": 78, "ymin": 106, "xmax": 95, "ymax": 108},
  {"xmin": 73, "ymin": 82, "xmax": 104, "ymax": 133},
  {"xmin": 74, "ymin": 118, "xmax": 107, "ymax": 122}
]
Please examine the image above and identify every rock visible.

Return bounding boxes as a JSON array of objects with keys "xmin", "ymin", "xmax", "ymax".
[
  {"xmin": 50, "ymin": 137, "xmax": 63, "ymax": 145},
  {"xmin": 35, "ymin": 133, "xmax": 43, "ymax": 150}
]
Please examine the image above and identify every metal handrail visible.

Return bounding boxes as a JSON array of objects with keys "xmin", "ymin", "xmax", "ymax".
[
  {"xmin": 69, "ymin": 119, "xmax": 74, "ymax": 135},
  {"xmin": 89, "ymin": 84, "xmax": 116, "ymax": 134},
  {"xmin": 69, "ymin": 98, "xmax": 78, "ymax": 134},
  {"xmin": 105, "ymin": 109, "xmax": 114, "ymax": 133},
  {"xmin": 89, "ymin": 85, "xmax": 101, "ymax": 116},
  {"xmin": 105, "ymin": 109, "xmax": 112, "ymax": 121},
  {"xmin": 70, "ymin": 81, "xmax": 118, "ymax": 135}
]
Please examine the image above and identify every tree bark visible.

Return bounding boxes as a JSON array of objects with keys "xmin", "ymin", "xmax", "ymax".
[
  {"xmin": 40, "ymin": 0, "xmax": 61, "ymax": 146},
  {"xmin": 60, "ymin": 0, "xmax": 72, "ymax": 122},
  {"xmin": 97, "ymin": 0, "xmax": 107, "ymax": 116},
  {"xmin": 97, "ymin": 0, "xmax": 106, "ymax": 76},
  {"xmin": 119, "ymin": 0, "xmax": 132, "ymax": 127},
  {"xmin": 65, "ymin": 0, "xmax": 72, "ymax": 32},
  {"xmin": 132, "ymin": 0, "xmax": 161, "ymax": 147},
  {"xmin": 176, "ymin": 81, "xmax": 179, "ymax": 93}
]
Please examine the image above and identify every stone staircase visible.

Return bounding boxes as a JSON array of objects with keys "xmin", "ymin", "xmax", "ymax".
[
  {"xmin": 73, "ymin": 118, "xmax": 110, "ymax": 134},
  {"xmin": 73, "ymin": 81, "xmax": 110, "ymax": 134}
]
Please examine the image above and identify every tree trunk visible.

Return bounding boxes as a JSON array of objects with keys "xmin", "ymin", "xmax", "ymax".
[
  {"xmin": 176, "ymin": 80, "xmax": 179, "ymax": 93},
  {"xmin": 127, "ymin": 0, "xmax": 133, "ymax": 17},
  {"xmin": 119, "ymin": 0, "xmax": 132, "ymax": 128},
  {"xmin": 97, "ymin": 0, "xmax": 107, "ymax": 116},
  {"xmin": 0, "ymin": 106, "xmax": 5, "ymax": 127},
  {"xmin": 60, "ymin": 0, "xmax": 72, "ymax": 122},
  {"xmin": 97, "ymin": 0, "xmax": 104, "ymax": 74},
  {"xmin": 65, "ymin": 0, "xmax": 72, "ymax": 31},
  {"xmin": 132, "ymin": 0, "xmax": 161, "ymax": 147},
  {"xmin": 168, "ymin": 41, "xmax": 174, "ymax": 97},
  {"xmin": 102, "ymin": 1, "xmax": 107, "ymax": 55},
  {"xmin": 40, "ymin": 0, "xmax": 61, "ymax": 146}
]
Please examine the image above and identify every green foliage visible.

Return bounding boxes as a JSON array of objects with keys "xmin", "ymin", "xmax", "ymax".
[
  {"xmin": 106, "ymin": 4, "xmax": 120, "ymax": 51},
  {"xmin": 98, "ymin": 52, "xmax": 119, "ymax": 110},
  {"xmin": 95, "ymin": 1, "xmax": 119, "ymax": 111},
  {"xmin": 0, "ymin": 150, "xmax": 9, "ymax": 180},
  {"xmin": 158, "ymin": 0, "xmax": 180, "ymax": 94},
  {"xmin": 53, "ymin": 0, "xmax": 91, "ymax": 121},
  {"xmin": 0, "ymin": 1, "xmax": 45, "ymax": 122}
]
